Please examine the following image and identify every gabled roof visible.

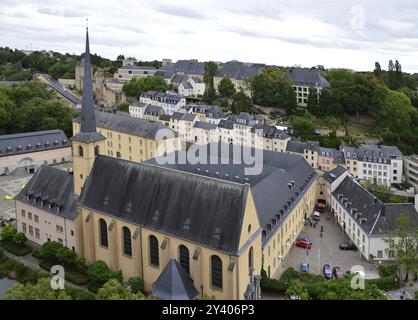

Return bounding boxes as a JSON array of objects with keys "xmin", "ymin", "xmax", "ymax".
[
  {"xmin": 286, "ymin": 68, "xmax": 330, "ymax": 88},
  {"xmin": 73, "ymin": 111, "xmax": 176, "ymax": 140},
  {"xmin": 15, "ymin": 165, "xmax": 76, "ymax": 220},
  {"xmin": 216, "ymin": 61, "xmax": 261, "ymax": 80},
  {"xmin": 146, "ymin": 144, "xmax": 317, "ymax": 245},
  {"xmin": 0, "ymin": 130, "xmax": 70, "ymax": 157},
  {"xmin": 152, "ymin": 258, "xmax": 198, "ymax": 300},
  {"xmin": 218, "ymin": 119, "xmax": 234, "ymax": 130},
  {"xmin": 193, "ymin": 122, "xmax": 218, "ymax": 130},
  {"xmin": 371, "ymin": 203, "xmax": 418, "ymax": 237},
  {"xmin": 251, "ymin": 124, "xmax": 289, "ymax": 139},
  {"xmin": 286, "ymin": 140, "xmax": 320, "ymax": 153},
  {"xmin": 180, "ymin": 113, "xmax": 197, "ymax": 122},
  {"xmin": 144, "ymin": 105, "xmax": 164, "ymax": 116},
  {"xmin": 79, "ymin": 155, "xmax": 249, "ymax": 255},
  {"xmin": 322, "ymin": 166, "xmax": 347, "ymax": 184}
]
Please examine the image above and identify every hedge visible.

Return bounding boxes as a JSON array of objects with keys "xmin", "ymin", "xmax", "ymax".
[
  {"xmin": 367, "ymin": 276, "xmax": 400, "ymax": 291},
  {"xmin": 39, "ymin": 259, "xmax": 88, "ymax": 286},
  {"xmin": 0, "ymin": 240, "xmax": 32, "ymax": 256},
  {"xmin": 65, "ymin": 287, "xmax": 96, "ymax": 300},
  {"xmin": 0, "ymin": 256, "xmax": 46, "ymax": 284}
]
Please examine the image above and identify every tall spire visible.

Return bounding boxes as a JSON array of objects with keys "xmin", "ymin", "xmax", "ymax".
[{"xmin": 80, "ymin": 26, "xmax": 96, "ymax": 133}]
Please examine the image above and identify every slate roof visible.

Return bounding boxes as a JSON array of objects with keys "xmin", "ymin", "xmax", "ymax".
[
  {"xmin": 286, "ymin": 140, "xmax": 320, "ymax": 153},
  {"xmin": 146, "ymin": 143, "xmax": 317, "ymax": 245},
  {"xmin": 205, "ymin": 106, "xmax": 225, "ymax": 119},
  {"xmin": 74, "ymin": 111, "xmax": 176, "ymax": 140},
  {"xmin": 14, "ymin": 165, "xmax": 77, "ymax": 220},
  {"xmin": 159, "ymin": 114, "xmax": 172, "ymax": 122},
  {"xmin": 161, "ymin": 60, "xmax": 205, "ymax": 78},
  {"xmin": 119, "ymin": 65, "xmax": 156, "ymax": 70},
  {"xmin": 193, "ymin": 122, "xmax": 218, "ymax": 130},
  {"xmin": 286, "ymin": 68, "xmax": 330, "ymax": 88},
  {"xmin": 322, "ymin": 166, "xmax": 347, "ymax": 184},
  {"xmin": 0, "ymin": 130, "xmax": 70, "ymax": 157},
  {"xmin": 79, "ymin": 155, "xmax": 250, "ymax": 255},
  {"xmin": 216, "ymin": 61, "xmax": 261, "ymax": 80},
  {"xmin": 332, "ymin": 176, "xmax": 383, "ymax": 235},
  {"xmin": 355, "ymin": 144, "xmax": 403, "ymax": 163},
  {"xmin": 251, "ymin": 124, "xmax": 289, "ymax": 139},
  {"xmin": 218, "ymin": 119, "xmax": 234, "ymax": 130},
  {"xmin": 144, "ymin": 105, "xmax": 164, "ymax": 117},
  {"xmin": 152, "ymin": 258, "xmax": 198, "ymax": 300},
  {"xmin": 180, "ymin": 113, "xmax": 197, "ymax": 122},
  {"xmin": 171, "ymin": 112, "xmax": 186, "ymax": 121},
  {"xmin": 332, "ymin": 175, "xmax": 418, "ymax": 237}
]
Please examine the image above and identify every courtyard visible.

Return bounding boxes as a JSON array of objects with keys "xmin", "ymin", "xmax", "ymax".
[{"xmin": 274, "ymin": 209, "xmax": 380, "ymax": 280}]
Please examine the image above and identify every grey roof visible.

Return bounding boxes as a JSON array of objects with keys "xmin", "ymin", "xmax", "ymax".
[
  {"xmin": 216, "ymin": 61, "xmax": 261, "ymax": 80},
  {"xmin": 159, "ymin": 114, "xmax": 171, "ymax": 122},
  {"xmin": 355, "ymin": 144, "xmax": 403, "ymax": 164},
  {"xmin": 193, "ymin": 122, "xmax": 218, "ymax": 130},
  {"xmin": 371, "ymin": 203, "xmax": 418, "ymax": 237},
  {"xmin": 333, "ymin": 150, "xmax": 346, "ymax": 164},
  {"xmin": 14, "ymin": 165, "xmax": 76, "ymax": 220},
  {"xmin": 218, "ymin": 119, "xmax": 234, "ymax": 130},
  {"xmin": 146, "ymin": 144, "xmax": 317, "ymax": 245},
  {"xmin": 161, "ymin": 60, "xmax": 205, "ymax": 77},
  {"xmin": 73, "ymin": 28, "xmax": 104, "ymax": 143},
  {"xmin": 180, "ymin": 113, "xmax": 197, "ymax": 122},
  {"xmin": 79, "ymin": 155, "xmax": 250, "ymax": 255},
  {"xmin": 333, "ymin": 175, "xmax": 418, "ymax": 237},
  {"xmin": 286, "ymin": 140, "xmax": 320, "ymax": 153},
  {"xmin": 322, "ymin": 166, "xmax": 347, "ymax": 184},
  {"xmin": 228, "ymin": 112, "xmax": 256, "ymax": 125},
  {"xmin": 343, "ymin": 146, "xmax": 358, "ymax": 160},
  {"xmin": 144, "ymin": 104, "xmax": 164, "ymax": 117},
  {"xmin": 251, "ymin": 124, "xmax": 289, "ymax": 139},
  {"xmin": 180, "ymin": 80, "xmax": 193, "ymax": 89},
  {"xmin": 286, "ymin": 68, "xmax": 330, "ymax": 88},
  {"xmin": 205, "ymin": 106, "xmax": 225, "ymax": 119},
  {"xmin": 74, "ymin": 111, "xmax": 176, "ymax": 140},
  {"xmin": 0, "ymin": 130, "xmax": 70, "ymax": 157},
  {"xmin": 141, "ymin": 90, "xmax": 184, "ymax": 104},
  {"xmin": 171, "ymin": 112, "xmax": 185, "ymax": 121},
  {"xmin": 152, "ymin": 258, "xmax": 198, "ymax": 300},
  {"xmin": 332, "ymin": 176, "xmax": 383, "ymax": 235}
]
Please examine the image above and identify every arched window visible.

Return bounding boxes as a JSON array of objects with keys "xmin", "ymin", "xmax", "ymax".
[
  {"xmin": 211, "ymin": 255, "xmax": 223, "ymax": 289},
  {"xmin": 149, "ymin": 235, "xmax": 159, "ymax": 267},
  {"xmin": 99, "ymin": 219, "xmax": 108, "ymax": 247},
  {"xmin": 122, "ymin": 227, "xmax": 132, "ymax": 257},
  {"xmin": 78, "ymin": 145, "xmax": 84, "ymax": 157},
  {"xmin": 248, "ymin": 247, "xmax": 254, "ymax": 271},
  {"xmin": 179, "ymin": 245, "xmax": 190, "ymax": 274},
  {"xmin": 94, "ymin": 145, "xmax": 99, "ymax": 156}
]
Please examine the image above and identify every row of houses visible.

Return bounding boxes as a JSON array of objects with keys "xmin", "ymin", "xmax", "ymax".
[{"xmin": 115, "ymin": 58, "xmax": 329, "ymax": 106}]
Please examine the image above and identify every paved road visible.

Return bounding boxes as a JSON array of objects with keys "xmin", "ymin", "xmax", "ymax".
[{"xmin": 38, "ymin": 74, "xmax": 82, "ymax": 107}]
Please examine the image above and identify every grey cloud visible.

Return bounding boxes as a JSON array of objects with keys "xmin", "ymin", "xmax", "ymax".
[
  {"xmin": 153, "ymin": 3, "xmax": 209, "ymax": 20},
  {"xmin": 37, "ymin": 6, "xmax": 87, "ymax": 18}
]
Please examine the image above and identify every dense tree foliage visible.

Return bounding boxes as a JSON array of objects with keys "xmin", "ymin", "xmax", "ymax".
[
  {"xmin": 98, "ymin": 279, "xmax": 145, "ymax": 300},
  {"xmin": 218, "ymin": 77, "xmax": 235, "ymax": 97},
  {"xmin": 0, "ymin": 82, "xmax": 75, "ymax": 136},
  {"xmin": 122, "ymin": 76, "xmax": 167, "ymax": 98},
  {"xmin": 203, "ymin": 61, "xmax": 218, "ymax": 104},
  {"xmin": 250, "ymin": 69, "xmax": 296, "ymax": 113}
]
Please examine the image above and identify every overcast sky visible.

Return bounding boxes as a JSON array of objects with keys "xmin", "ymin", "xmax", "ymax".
[{"xmin": 1, "ymin": 0, "xmax": 417, "ymax": 72}]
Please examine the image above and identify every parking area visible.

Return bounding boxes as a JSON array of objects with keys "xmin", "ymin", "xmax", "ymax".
[
  {"xmin": 0, "ymin": 163, "xmax": 72, "ymax": 221},
  {"xmin": 273, "ymin": 209, "xmax": 380, "ymax": 280}
]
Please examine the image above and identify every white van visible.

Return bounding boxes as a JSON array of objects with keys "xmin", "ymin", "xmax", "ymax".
[{"xmin": 313, "ymin": 211, "xmax": 321, "ymax": 221}]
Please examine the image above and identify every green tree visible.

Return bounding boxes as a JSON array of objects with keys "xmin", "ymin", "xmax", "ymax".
[
  {"xmin": 218, "ymin": 77, "xmax": 235, "ymax": 97},
  {"xmin": 40, "ymin": 241, "xmax": 63, "ymax": 262},
  {"xmin": 87, "ymin": 260, "xmax": 112, "ymax": 287},
  {"xmin": 374, "ymin": 62, "xmax": 382, "ymax": 81},
  {"xmin": 290, "ymin": 116, "xmax": 316, "ymax": 137},
  {"xmin": 118, "ymin": 101, "xmax": 129, "ymax": 112},
  {"xmin": 1, "ymin": 225, "xmax": 17, "ymax": 241},
  {"xmin": 12, "ymin": 232, "xmax": 27, "ymax": 245},
  {"xmin": 384, "ymin": 214, "xmax": 418, "ymax": 282},
  {"xmin": 285, "ymin": 280, "xmax": 310, "ymax": 300},
  {"xmin": 127, "ymin": 277, "xmax": 144, "ymax": 294},
  {"xmin": 307, "ymin": 87, "xmax": 320, "ymax": 117},
  {"xmin": 203, "ymin": 61, "xmax": 218, "ymax": 104},
  {"xmin": 231, "ymin": 91, "xmax": 251, "ymax": 113},
  {"xmin": 122, "ymin": 76, "xmax": 167, "ymax": 98},
  {"xmin": 4, "ymin": 278, "xmax": 71, "ymax": 300},
  {"xmin": 98, "ymin": 279, "xmax": 145, "ymax": 300}
]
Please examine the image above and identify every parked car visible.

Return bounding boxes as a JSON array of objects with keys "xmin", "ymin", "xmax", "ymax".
[
  {"xmin": 339, "ymin": 242, "xmax": 357, "ymax": 251},
  {"xmin": 323, "ymin": 264, "xmax": 332, "ymax": 279},
  {"xmin": 295, "ymin": 237, "xmax": 312, "ymax": 249},
  {"xmin": 315, "ymin": 203, "xmax": 325, "ymax": 213},
  {"xmin": 3, "ymin": 216, "xmax": 15, "ymax": 223},
  {"xmin": 300, "ymin": 261, "xmax": 310, "ymax": 273},
  {"xmin": 313, "ymin": 211, "xmax": 321, "ymax": 221},
  {"xmin": 333, "ymin": 266, "xmax": 344, "ymax": 279}
]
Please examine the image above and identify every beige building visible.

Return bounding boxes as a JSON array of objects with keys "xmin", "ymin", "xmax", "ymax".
[
  {"xmin": 15, "ymin": 165, "xmax": 76, "ymax": 249},
  {"xmin": 0, "ymin": 130, "xmax": 71, "ymax": 175},
  {"xmin": 404, "ymin": 155, "xmax": 418, "ymax": 191}
]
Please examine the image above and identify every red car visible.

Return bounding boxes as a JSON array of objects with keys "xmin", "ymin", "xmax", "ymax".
[
  {"xmin": 333, "ymin": 266, "xmax": 344, "ymax": 279},
  {"xmin": 295, "ymin": 237, "xmax": 312, "ymax": 249}
]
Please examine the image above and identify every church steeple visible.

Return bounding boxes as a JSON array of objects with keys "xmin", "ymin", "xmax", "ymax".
[{"xmin": 72, "ymin": 26, "xmax": 105, "ymax": 196}]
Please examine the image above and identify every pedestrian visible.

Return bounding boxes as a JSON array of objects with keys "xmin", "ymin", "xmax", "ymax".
[
  {"xmin": 320, "ymin": 225, "xmax": 324, "ymax": 232},
  {"xmin": 320, "ymin": 231, "xmax": 323, "ymax": 238},
  {"xmin": 313, "ymin": 222, "xmax": 316, "ymax": 228},
  {"xmin": 306, "ymin": 249, "xmax": 309, "ymax": 256},
  {"xmin": 310, "ymin": 221, "xmax": 313, "ymax": 227}
]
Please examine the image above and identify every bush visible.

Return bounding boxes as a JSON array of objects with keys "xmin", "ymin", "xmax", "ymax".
[
  {"xmin": 13, "ymin": 232, "xmax": 27, "ymax": 245},
  {"xmin": 65, "ymin": 287, "xmax": 96, "ymax": 300},
  {"xmin": 415, "ymin": 291, "xmax": 418, "ymax": 300},
  {"xmin": 39, "ymin": 259, "xmax": 88, "ymax": 285},
  {"xmin": 0, "ymin": 240, "xmax": 32, "ymax": 256},
  {"xmin": 367, "ymin": 276, "xmax": 400, "ymax": 291},
  {"xmin": 378, "ymin": 264, "xmax": 398, "ymax": 277},
  {"xmin": 87, "ymin": 260, "xmax": 112, "ymax": 288},
  {"xmin": 32, "ymin": 249, "xmax": 42, "ymax": 259},
  {"xmin": 1, "ymin": 225, "xmax": 17, "ymax": 241},
  {"xmin": 127, "ymin": 277, "xmax": 144, "ymax": 294},
  {"xmin": 0, "ymin": 255, "xmax": 45, "ymax": 283},
  {"xmin": 0, "ymin": 248, "xmax": 3, "ymax": 258}
]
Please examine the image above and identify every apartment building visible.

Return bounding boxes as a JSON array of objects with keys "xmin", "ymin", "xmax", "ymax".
[
  {"xmin": 286, "ymin": 140, "xmax": 320, "ymax": 169},
  {"xmin": 404, "ymin": 155, "xmax": 418, "ymax": 191},
  {"xmin": 250, "ymin": 124, "xmax": 290, "ymax": 152},
  {"xmin": 143, "ymin": 105, "xmax": 164, "ymax": 122},
  {"xmin": 177, "ymin": 76, "xmax": 205, "ymax": 97},
  {"xmin": 140, "ymin": 90, "xmax": 186, "ymax": 115},
  {"xmin": 115, "ymin": 65, "xmax": 157, "ymax": 81},
  {"xmin": 15, "ymin": 165, "xmax": 76, "ymax": 249},
  {"xmin": 286, "ymin": 68, "xmax": 330, "ymax": 107},
  {"xmin": 0, "ymin": 130, "xmax": 71, "ymax": 175},
  {"xmin": 331, "ymin": 175, "xmax": 418, "ymax": 262}
]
